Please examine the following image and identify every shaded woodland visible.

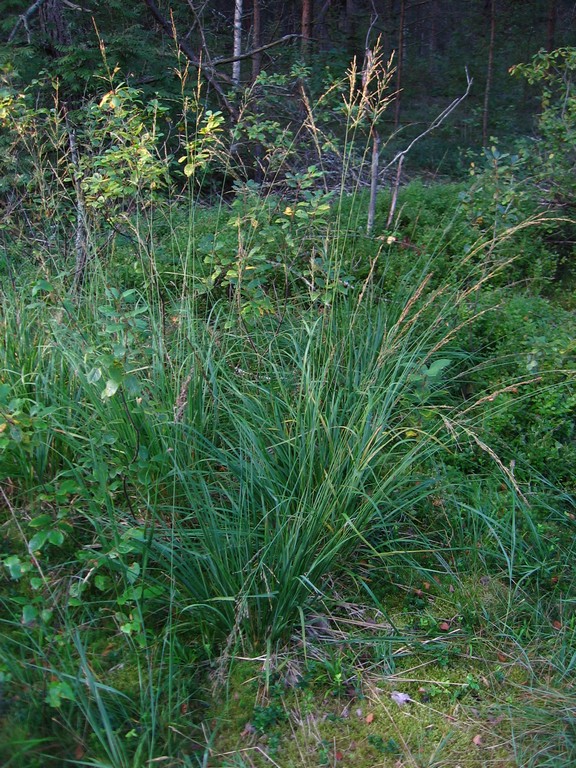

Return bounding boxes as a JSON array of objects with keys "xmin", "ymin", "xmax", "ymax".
[{"xmin": 0, "ymin": 3, "xmax": 575, "ymax": 768}]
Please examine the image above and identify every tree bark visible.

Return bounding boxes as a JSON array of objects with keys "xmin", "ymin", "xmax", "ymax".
[
  {"xmin": 39, "ymin": 0, "xmax": 70, "ymax": 56},
  {"xmin": 367, "ymin": 127, "xmax": 381, "ymax": 234},
  {"xmin": 428, "ymin": 0, "xmax": 437, "ymax": 58},
  {"xmin": 251, "ymin": 0, "xmax": 261, "ymax": 82},
  {"xmin": 233, "ymin": 0, "xmax": 243, "ymax": 85},
  {"xmin": 482, "ymin": 0, "xmax": 496, "ymax": 146},
  {"xmin": 301, "ymin": 0, "xmax": 312, "ymax": 61},
  {"xmin": 546, "ymin": 0, "xmax": 557, "ymax": 52},
  {"xmin": 344, "ymin": 0, "xmax": 356, "ymax": 50},
  {"xmin": 393, "ymin": 0, "xmax": 406, "ymax": 129}
]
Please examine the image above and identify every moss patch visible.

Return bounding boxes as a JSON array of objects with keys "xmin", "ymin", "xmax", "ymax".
[{"xmin": 206, "ymin": 646, "xmax": 527, "ymax": 768}]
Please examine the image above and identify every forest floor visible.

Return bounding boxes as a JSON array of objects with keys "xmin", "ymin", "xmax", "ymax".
[{"xmin": 1, "ymin": 180, "xmax": 575, "ymax": 768}]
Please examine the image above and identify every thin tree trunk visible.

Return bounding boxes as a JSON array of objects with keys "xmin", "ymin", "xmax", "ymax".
[
  {"xmin": 63, "ymin": 110, "xmax": 90, "ymax": 289},
  {"xmin": 39, "ymin": 0, "xmax": 71, "ymax": 56},
  {"xmin": 344, "ymin": 0, "xmax": 356, "ymax": 49},
  {"xmin": 393, "ymin": 0, "xmax": 406, "ymax": 129},
  {"xmin": 386, "ymin": 155, "xmax": 403, "ymax": 228},
  {"xmin": 301, "ymin": 0, "xmax": 312, "ymax": 61},
  {"xmin": 233, "ymin": 0, "xmax": 243, "ymax": 85},
  {"xmin": 251, "ymin": 0, "xmax": 261, "ymax": 82},
  {"xmin": 482, "ymin": 0, "xmax": 496, "ymax": 146},
  {"xmin": 251, "ymin": 0, "xmax": 262, "ymax": 180},
  {"xmin": 316, "ymin": 0, "xmax": 333, "ymax": 50},
  {"xmin": 547, "ymin": 0, "xmax": 557, "ymax": 52},
  {"xmin": 367, "ymin": 127, "xmax": 381, "ymax": 234},
  {"xmin": 428, "ymin": 0, "xmax": 437, "ymax": 57}
]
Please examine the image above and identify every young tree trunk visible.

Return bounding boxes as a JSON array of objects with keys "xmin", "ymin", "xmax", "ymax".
[
  {"xmin": 63, "ymin": 110, "xmax": 90, "ymax": 290},
  {"xmin": 386, "ymin": 154, "xmax": 404, "ymax": 228},
  {"xmin": 367, "ymin": 127, "xmax": 381, "ymax": 234},
  {"xmin": 547, "ymin": 0, "xmax": 557, "ymax": 52},
  {"xmin": 233, "ymin": 0, "xmax": 243, "ymax": 85},
  {"xmin": 393, "ymin": 0, "xmax": 406, "ymax": 129},
  {"xmin": 344, "ymin": 0, "xmax": 356, "ymax": 51},
  {"xmin": 427, "ymin": 0, "xmax": 438, "ymax": 74},
  {"xmin": 251, "ymin": 0, "xmax": 261, "ymax": 82},
  {"xmin": 482, "ymin": 0, "xmax": 496, "ymax": 146},
  {"xmin": 315, "ymin": 0, "xmax": 332, "ymax": 51},
  {"xmin": 301, "ymin": 0, "xmax": 312, "ymax": 61}
]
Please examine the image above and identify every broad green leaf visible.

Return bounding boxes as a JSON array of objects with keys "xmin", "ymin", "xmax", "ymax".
[
  {"xmin": 29, "ymin": 514, "xmax": 53, "ymax": 528},
  {"xmin": 124, "ymin": 374, "xmax": 141, "ymax": 396},
  {"xmin": 32, "ymin": 279, "xmax": 54, "ymax": 296},
  {"xmin": 28, "ymin": 530, "xmax": 50, "ymax": 552},
  {"xmin": 426, "ymin": 359, "xmax": 452, "ymax": 378},
  {"xmin": 102, "ymin": 378, "xmax": 120, "ymax": 399},
  {"xmin": 87, "ymin": 367, "xmax": 102, "ymax": 384},
  {"xmin": 45, "ymin": 680, "xmax": 75, "ymax": 708},
  {"xmin": 4, "ymin": 555, "xmax": 22, "ymax": 580},
  {"xmin": 48, "ymin": 530, "xmax": 65, "ymax": 546},
  {"xmin": 95, "ymin": 575, "xmax": 110, "ymax": 591},
  {"xmin": 22, "ymin": 604, "xmax": 38, "ymax": 625},
  {"xmin": 127, "ymin": 562, "xmax": 140, "ymax": 584}
]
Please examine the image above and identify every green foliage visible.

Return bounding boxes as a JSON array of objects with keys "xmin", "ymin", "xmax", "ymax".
[
  {"xmin": 466, "ymin": 292, "xmax": 576, "ymax": 493},
  {"xmin": 0, "ymin": 71, "xmax": 173, "ymax": 279},
  {"xmin": 79, "ymin": 84, "xmax": 171, "ymax": 214},
  {"xmin": 178, "ymin": 107, "xmax": 225, "ymax": 180},
  {"xmin": 511, "ymin": 47, "xmax": 576, "ymax": 208},
  {"xmin": 0, "ymin": 1, "xmax": 176, "ymax": 100},
  {"xmin": 199, "ymin": 173, "xmax": 340, "ymax": 317},
  {"xmin": 0, "ymin": 41, "xmax": 575, "ymax": 768}
]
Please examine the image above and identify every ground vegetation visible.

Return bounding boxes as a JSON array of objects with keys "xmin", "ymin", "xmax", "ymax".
[{"xmin": 0, "ymin": 4, "xmax": 575, "ymax": 767}]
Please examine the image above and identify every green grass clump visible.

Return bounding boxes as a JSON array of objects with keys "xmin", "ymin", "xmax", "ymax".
[
  {"xmin": 1, "ymin": 257, "xmax": 574, "ymax": 764},
  {"xmin": 1, "ymin": 61, "xmax": 574, "ymax": 764}
]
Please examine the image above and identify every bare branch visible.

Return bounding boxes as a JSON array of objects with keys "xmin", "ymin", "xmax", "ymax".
[
  {"xmin": 385, "ymin": 68, "xmax": 473, "ymax": 172},
  {"xmin": 385, "ymin": 69, "xmax": 473, "ymax": 227},
  {"xmin": 212, "ymin": 34, "xmax": 300, "ymax": 67},
  {"xmin": 185, "ymin": 0, "xmax": 216, "ymax": 73},
  {"xmin": 61, "ymin": 1, "xmax": 92, "ymax": 12},
  {"xmin": 175, "ymin": 4, "xmax": 298, "ymax": 71},
  {"xmin": 365, "ymin": 1, "xmax": 380, "ymax": 50},
  {"xmin": 141, "ymin": 0, "xmax": 238, "ymax": 119},
  {"xmin": 8, "ymin": 0, "xmax": 49, "ymax": 43}
]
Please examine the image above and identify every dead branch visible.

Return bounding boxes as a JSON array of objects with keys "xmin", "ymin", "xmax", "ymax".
[
  {"xmin": 212, "ymin": 34, "xmax": 301, "ymax": 67},
  {"xmin": 8, "ymin": 0, "xmax": 50, "ymax": 43},
  {"xmin": 385, "ymin": 69, "xmax": 473, "ymax": 173},
  {"xmin": 142, "ymin": 0, "xmax": 239, "ymax": 119},
  {"xmin": 386, "ymin": 68, "xmax": 473, "ymax": 227}
]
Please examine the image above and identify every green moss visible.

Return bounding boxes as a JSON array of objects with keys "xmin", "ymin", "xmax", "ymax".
[
  {"xmin": 207, "ymin": 648, "xmax": 526, "ymax": 767},
  {"xmin": 203, "ymin": 568, "xmax": 551, "ymax": 767}
]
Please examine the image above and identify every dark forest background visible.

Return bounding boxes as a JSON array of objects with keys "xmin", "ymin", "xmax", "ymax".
[{"xmin": 2, "ymin": 0, "xmax": 575, "ymax": 172}]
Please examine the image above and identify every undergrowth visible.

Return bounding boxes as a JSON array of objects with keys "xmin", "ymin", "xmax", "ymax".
[{"xmin": 0, "ymin": 46, "xmax": 575, "ymax": 768}]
